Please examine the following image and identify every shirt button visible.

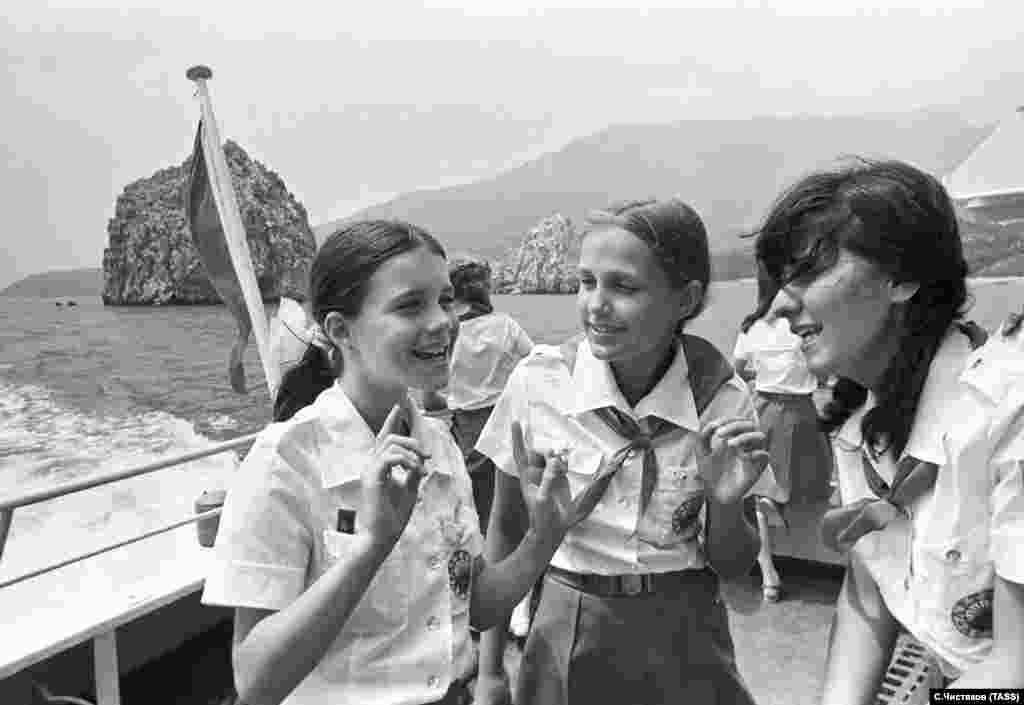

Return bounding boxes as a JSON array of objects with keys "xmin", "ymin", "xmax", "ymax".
[
  {"xmin": 416, "ymin": 495, "xmax": 424, "ymax": 505},
  {"xmin": 428, "ymin": 554, "xmax": 443, "ymax": 570},
  {"xmin": 427, "ymin": 616, "xmax": 440, "ymax": 631},
  {"xmin": 427, "ymin": 675, "xmax": 440, "ymax": 688},
  {"xmin": 945, "ymin": 549, "xmax": 962, "ymax": 562},
  {"xmin": 617, "ymin": 496, "xmax": 630, "ymax": 507},
  {"xmin": 625, "ymin": 450, "xmax": 638, "ymax": 462}
]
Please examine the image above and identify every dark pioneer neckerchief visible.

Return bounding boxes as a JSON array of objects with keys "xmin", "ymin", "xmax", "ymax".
[
  {"xmin": 557, "ymin": 334, "xmax": 758, "ymax": 579},
  {"xmin": 820, "ymin": 321, "xmax": 989, "ymax": 554}
]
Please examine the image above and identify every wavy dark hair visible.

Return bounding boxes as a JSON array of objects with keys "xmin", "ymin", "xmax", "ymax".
[
  {"xmin": 273, "ymin": 220, "xmax": 447, "ymax": 422},
  {"xmin": 752, "ymin": 158, "xmax": 969, "ymax": 458},
  {"xmin": 585, "ymin": 198, "xmax": 712, "ymax": 329},
  {"xmin": 449, "ymin": 258, "xmax": 494, "ymax": 318},
  {"xmin": 740, "ymin": 262, "xmax": 779, "ymax": 334}
]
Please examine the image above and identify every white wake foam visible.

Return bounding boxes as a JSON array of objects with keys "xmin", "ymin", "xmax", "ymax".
[{"xmin": 0, "ymin": 381, "xmax": 240, "ymax": 581}]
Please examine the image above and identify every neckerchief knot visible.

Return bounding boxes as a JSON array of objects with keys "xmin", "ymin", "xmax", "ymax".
[{"xmin": 592, "ymin": 406, "xmax": 676, "ymax": 539}]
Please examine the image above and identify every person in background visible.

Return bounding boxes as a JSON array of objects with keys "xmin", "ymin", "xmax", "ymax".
[
  {"xmin": 732, "ymin": 263, "xmax": 834, "ymax": 602},
  {"xmin": 445, "ymin": 257, "xmax": 534, "ymax": 536},
  {"xmin": 474, "ymin": 198, "xmax": 769, "ymax": 705},
  {"xmin": 443, "ymin": 257, "xmax": 536, "ymax": 647},
  {"xmin": 753, "ymin": 159, "xmax": 1023, "ymax": 703},
  {"xmin": 203, "ymin": 220, "xmax": 599, "ymax": 705}
]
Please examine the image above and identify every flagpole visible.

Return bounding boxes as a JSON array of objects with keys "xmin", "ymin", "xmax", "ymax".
[{"xmin": 187, "ymin": 65, "xmax": 280, "ymax": 397}]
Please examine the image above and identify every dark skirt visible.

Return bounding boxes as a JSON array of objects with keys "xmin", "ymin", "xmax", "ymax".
[
  {"xmin": 451, "ymin": 406, "xmax": 498, "ymax": 532},
  {"xmin": 754, "ymin": 392, "xmax": 833, "ymax": 507},
  {"xmin": 516, "ymin": 571, "xmax": 756, "ymax": 705}
]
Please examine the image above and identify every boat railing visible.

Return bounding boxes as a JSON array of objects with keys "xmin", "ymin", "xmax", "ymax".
[
  {"xmin": 0, "ymin": 432, "xmax": 258, "ymax": 584},
  {"xmin": 0, "ymin": 432, "xmax": 259, "ymax": 705}
]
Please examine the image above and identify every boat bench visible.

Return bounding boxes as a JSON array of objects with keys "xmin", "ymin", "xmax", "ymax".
[{"xmin": 0, "ymin": 528, "xmax": 215, "ymax": 705}]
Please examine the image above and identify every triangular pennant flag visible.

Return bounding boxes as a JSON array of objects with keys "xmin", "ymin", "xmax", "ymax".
[
  {"xmin": 186, "ymin": 121, "xmax": 253, "ymax": 393},
  {"xmin": 184, "ymin": 107, "xmax": 279, "ymax": 396}
]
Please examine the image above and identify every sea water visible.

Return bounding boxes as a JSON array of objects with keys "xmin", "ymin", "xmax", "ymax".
[{"xmin": 2, "ymin": 279, "xmax": 1022, "ymax": 584}]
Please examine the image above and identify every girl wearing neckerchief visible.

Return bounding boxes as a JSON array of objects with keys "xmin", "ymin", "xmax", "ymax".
[
  {"xmin": 203, "ymin": 220, "xmax": 597, "ymax": 705},
  {"xmin": 753, "ymin": 158, "xmax": 1024, "ymax": 701},
  {"xmin": 474, "ymin": 199, "xmax": 770, "ymax": 705}
]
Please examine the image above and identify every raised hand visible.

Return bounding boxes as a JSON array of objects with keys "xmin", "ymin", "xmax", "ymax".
[
  {"xmin": 359, "ymin": 399, "xmax": 429, "ymax": 549},
  {"xmin": 700, "ymin": 416, "xmax": 770, "ymax": 504},
  {"xmin": 511, "ymin": 421, "xmax": 615, "ymax": 543}
]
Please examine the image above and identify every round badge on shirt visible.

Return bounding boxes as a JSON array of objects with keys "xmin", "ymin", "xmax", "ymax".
[
  {"xmin": 672, "ymin": 495, "xmax": 704, "ymax": 541},
  {"xmin": 951, "ymin": 588, "xmax": 994, "ymax": 639},
  {"xmin": 448, "ymin": 549, "xmax": 472, "ymax": 600}
]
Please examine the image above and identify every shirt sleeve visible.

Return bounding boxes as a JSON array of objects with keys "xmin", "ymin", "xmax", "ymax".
[
  {"xmin": 988, "ymin": 359, "xmax": 1024, "ymax": 584},
  {"xmin": 511, "ymin": 319, "xmax": 535, "ymax": 359},
  {"xmin": 475, "ymin": 359, "xmax": 530, "ymax": 476},
  {"xmin": 991, "ymin": 460, "xmax": 1024, "ymax": 584},
  {"xmin": 202, "ymin": 434, "xmax": 314, "ymax": 611}
]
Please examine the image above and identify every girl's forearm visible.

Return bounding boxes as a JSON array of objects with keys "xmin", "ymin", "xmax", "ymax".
[
  {"xmin": 471, "ymin": 528, "xmax": 559, "ymax": 630},
  {"xmin": 476, "ymin": 472, "xmax": 528, "ymax": 676},
  {"xmin": 234, "ymin": 535, "xmax": 393, "ymax": 705},
  {"xmin": 704, "ymin": 495, "xmax": 759, "ymax": 579},
  {"xmin": 820, "ymin": 559, "xmax": 898, "ymax": 705}
]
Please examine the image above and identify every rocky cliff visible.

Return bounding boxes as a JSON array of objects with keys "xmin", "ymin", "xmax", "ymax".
[
  {"xmin": 102, "ymin": 141, "xmax": 316, "ymax": 305},
  {"xmin": 493, "ymin": 213, "xmax": 581, "ymax": 294}
]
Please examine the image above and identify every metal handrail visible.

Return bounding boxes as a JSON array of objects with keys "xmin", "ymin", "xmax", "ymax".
[
  {"xmin": 0, "ymin": 508, "xmax": 222, "ymax": 590},
  {"xmin": 0, "ymin": 432, "xmax": 259, "ymax": 512},
  {"xmin": 0, "ymin": 431, "xmax": 259, "ymax": 578}
]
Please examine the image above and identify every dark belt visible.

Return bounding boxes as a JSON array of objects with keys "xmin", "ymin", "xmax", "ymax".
[
  {"xmin": 755, "ymin": 390, "xmax": 813, "ymax": 400},
  {"xmin": 546, "ymin": 564, "xmax": 715, "ymax": 598}
]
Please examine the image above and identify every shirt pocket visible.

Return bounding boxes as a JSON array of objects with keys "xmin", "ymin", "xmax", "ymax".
[
  {"xmin": 319, "ymin": 528, "xmax": 410, "ymax": 635},
  {"xmin": 914, "ymin": 525, "xmax": 995, "ymax": 649},
  {"xmin": 636, "ymin": 458, "xmax": 706, "ymax": 550}
]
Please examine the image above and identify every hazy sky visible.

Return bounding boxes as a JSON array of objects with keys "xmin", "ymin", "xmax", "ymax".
[{"xmin": 3, "ymin": 1, "xmax": 1023, "ymax": 288}]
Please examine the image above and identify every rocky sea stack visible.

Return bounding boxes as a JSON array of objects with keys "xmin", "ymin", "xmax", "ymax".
[
  {"xmin": 493, "ymin": 213, "xmax": 581, "ymax": 294},
  {"xmin": 102, "ymin": 141, "xmax": 316, "ymax": 305}
]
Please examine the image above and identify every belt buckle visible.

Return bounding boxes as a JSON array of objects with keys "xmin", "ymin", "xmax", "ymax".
[{"xmin": 619, "ymin": 574, "xmax": 646, "ymax": 596}]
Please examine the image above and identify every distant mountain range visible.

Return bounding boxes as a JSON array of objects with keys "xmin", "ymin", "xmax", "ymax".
[
  {"xmin": 1, "ymin": 268, "xmax": 102, "ymax": 298},
  {"xmin": 315, "ymin": 109, "xmax": 995, "ymax": 266},
  {"xmin": 8, "ymin": 109, "xmax": 1024, "ymax": 298}
]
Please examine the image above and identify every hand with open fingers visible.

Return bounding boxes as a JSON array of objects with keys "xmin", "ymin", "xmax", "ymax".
[
  {"xmin": 511, "ymin": 421, "xmax": 615, "ymax": 543},
  {"xmin": 700, "ymin": 416, "xmax": 770, "ymax": 504},
  {"xmin": 359, "ymin": 401, "xmax": 430, "ymax": 550}
]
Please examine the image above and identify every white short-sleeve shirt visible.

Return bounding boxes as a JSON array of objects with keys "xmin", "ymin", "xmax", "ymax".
[
  {"xmin": 202, "ymin": 382, "xmax": 483, "ymax": 705},
  {"xmin": 834, "ymin": 325, "xmax": 1024, "ymax": 678},
  {"xmin": 446, "ymin": 312, "xmax": 534, "ymax": 411},
  {"xmin": 732, "ymin": 317, "xmax": 818, "ymax": 395},
  {"xmin": 475, "ymin": 337, "xmax": 756, "ymax": 575}
]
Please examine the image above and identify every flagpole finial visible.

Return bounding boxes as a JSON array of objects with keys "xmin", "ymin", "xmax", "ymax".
[{"xmin": 187, "ymin": 65, "xmax": 213, "ymax": 82}]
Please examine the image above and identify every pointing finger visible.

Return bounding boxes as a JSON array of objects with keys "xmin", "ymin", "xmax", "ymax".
[
  {"xmin": 511, "ymin": 421, "xmax": 528, "ymax": 471},
  {"xmin": 378, "ymin": 403, "xmax": 407, "ymax": 441},
  {"xmin": 537, "ymin": 451, "xmax": 568, "ymax": 497}
]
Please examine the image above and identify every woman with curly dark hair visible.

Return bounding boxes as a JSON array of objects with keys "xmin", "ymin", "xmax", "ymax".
[{"xmin": 753, "ymin": 158, "xmax": 1024, "ymax": 701}]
